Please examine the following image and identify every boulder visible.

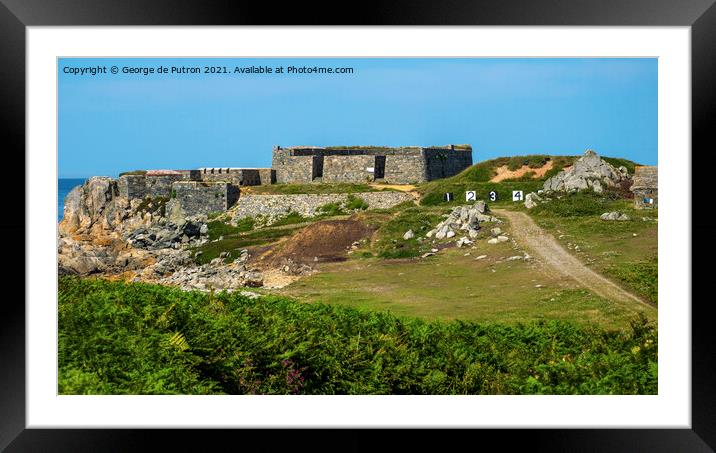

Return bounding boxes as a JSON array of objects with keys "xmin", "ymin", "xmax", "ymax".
[
  {"xmin": 524, "ymin": 192, "xmax": 542, "ymax": 209},
  {"xmin": 543, "ymin": 150, "xmax": 630, "ymax": 194}
]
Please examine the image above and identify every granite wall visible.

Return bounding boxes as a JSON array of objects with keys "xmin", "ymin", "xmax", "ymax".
[
  {"xmin": 323, "ymin": 155, "xmax": 376, "ymax": 183},
  {"xmin": 171, "ymin": 181, "xmax": 240, "ymax": 216},
  {"xmin": 117, "ymin": 174, "xmax": 147, "ymax": 200}
]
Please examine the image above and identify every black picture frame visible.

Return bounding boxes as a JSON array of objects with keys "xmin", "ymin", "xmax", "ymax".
[{"xmin": 2, "ymin": 1, "xmax": 713, "ymax": 450}]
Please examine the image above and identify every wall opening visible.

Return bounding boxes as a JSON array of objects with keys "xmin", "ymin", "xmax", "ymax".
[
  {"xmin": 374, "ymin": 156, "xmax": 386, "ymax": 179},
  {"xmin": 312, "ymin": 156, "xmax": 324, "ymax": 180}
]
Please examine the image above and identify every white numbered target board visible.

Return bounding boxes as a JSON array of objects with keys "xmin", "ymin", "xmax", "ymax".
[
  {"xmin": 489, "ymin": 191, "xmax": 497, "ymax": 201},
  {"xmin": 465, "ymin": 190, "xmax": 477, "ymax": 202},
  {"xmin": 512, "ymin": 190, "xmax": 524, "ymax": 201}
]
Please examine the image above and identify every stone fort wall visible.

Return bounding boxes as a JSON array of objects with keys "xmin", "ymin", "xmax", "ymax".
[
  {"xmin": 272, "ymin": 145, "xmax": 472, "ymax": 184},
  {"xmin": 171, "ymin": 181, "xmax": 240, "ymax": 216}
]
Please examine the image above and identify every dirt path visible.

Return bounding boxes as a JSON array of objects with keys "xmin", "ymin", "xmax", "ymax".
[{"xmin": 493, "ymin": 209, "xmax": 654, "ymax": 308}]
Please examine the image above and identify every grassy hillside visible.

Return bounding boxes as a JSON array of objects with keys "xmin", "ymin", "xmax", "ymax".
[
  {"xmin": 417, "ymin": 154, "xmax": 640, "ymax": 206},
  {"xmin": 59, "ymin": 277, "xmax": 657, "ymax": 395}
]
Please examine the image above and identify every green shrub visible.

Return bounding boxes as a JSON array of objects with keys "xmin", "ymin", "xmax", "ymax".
[
  {"xmin": 606, "ymin": 258, "xmax": 658, "ymax": 304},
  {"xmin": 317, "ymin": 202, "xmax": 345, "ymax": 217},
  {"xmin": 58, "ymin": 278, "xmax": 658, "ymax": 395},
  {"xmin": 344, "ymin": 194, "xmax": 369, "ymax": 211}
]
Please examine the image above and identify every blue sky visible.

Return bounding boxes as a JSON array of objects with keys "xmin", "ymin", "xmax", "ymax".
[{"xmin": 58, "ymin": 58, "xmax": 657, "ymax": 178}]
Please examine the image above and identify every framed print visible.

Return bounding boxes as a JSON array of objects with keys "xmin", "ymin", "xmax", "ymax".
[{"xmin": 2, "ymin": 0, "xmax": 715, "ymax": 450}]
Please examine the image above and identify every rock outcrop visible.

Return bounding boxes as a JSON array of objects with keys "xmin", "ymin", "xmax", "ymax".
[
  {"xmin": 426, "ymin": 201, "xmax": 500, "ymax": 241},
  {"xmin": 543, "ymin": 150, "xmax": 629, "ymax": 194}
]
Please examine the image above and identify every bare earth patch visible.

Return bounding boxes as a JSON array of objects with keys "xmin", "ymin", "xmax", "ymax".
[
  {"xmin": 491, "ymin": 161, "xmax": 554, "ymax": 182},
  {"xmin": 257, "ymin": 218, "xmax": 376, "ymax": 266}
]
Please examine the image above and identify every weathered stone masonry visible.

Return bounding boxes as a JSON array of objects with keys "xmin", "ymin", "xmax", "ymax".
[
  {"xmin": 272, "ymin": 145, "xmax": 473, "ymax": 184},
  {"xmin": 631, "ymin": 166, "xmax": 658, "ymax": 209},
  {"xmin": 170, "ymin": 181, "xmax": 240, "ymax": 216},
  {"xmin": 114, "ymin": 144, "xmax": 471, "ymax": 217}
]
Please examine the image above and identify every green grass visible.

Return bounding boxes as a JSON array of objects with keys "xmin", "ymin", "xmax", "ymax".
[
  {"xmin": 206, "ymin": 218, "xmax": 254, "ymax": 240},
  {"xmin": 530, "ymin": 198, "xmax": 658, "ymax": 303},
  {"xmin": 418, "ymin": 181, "xmax": 544, "ymax": 206},
  {"xmin": 192, "ymin": 227, "xmax": 299, "ymax": 264},
  {"xmin": 247, "ymin": 183, "xmax": 388, "ymax": 195},
  {"xmin": 283, "ymin": 243, "xmax": 656, "ymax": 329},
  {"xmin": 58, "ymin": 277, "xmax": 657, "ymax": 395},
  {"xmin": 368, "ymin": 207, "xmax": 446, "ymax": 259},
  {"xmin": 530, "ymin": 191, "xmax": 612, "ymax": 217},
  {"xmin": 605, "ymin": 259, "xmax": 658, "ymax": 304},
  {"xmin": 602, "ymin": 157, "xmax": 638, "ymax": 174}
]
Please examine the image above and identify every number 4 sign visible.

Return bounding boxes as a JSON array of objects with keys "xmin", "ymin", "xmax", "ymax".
[{"xmin": 512, "ymin": 190, "xmax": 524, "ymax": 201}]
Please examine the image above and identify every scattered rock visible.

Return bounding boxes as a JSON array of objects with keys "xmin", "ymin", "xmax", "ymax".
[
  {"xmin": 490, "ymin": 227, "xmax": 502, "ymax": 237},
  {"xmin": 474, "ymin": 255, "xmax": 487, "ymax": 260},
  {"xmin": 487, "ymin": 238, "xmax": 499, "ymax": 245},
  {"xmin": 497, "ymin": 235, "xmax": 509, "ymax": 242},
  {"xmin": 600, "ymin": 211, "xmax": 630, "ymax": 221},
  {"xmin": 403, "ymin": 230, "xmax": 414, "ymax": 240}
]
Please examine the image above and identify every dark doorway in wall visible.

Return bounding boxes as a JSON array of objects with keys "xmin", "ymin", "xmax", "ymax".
[
  {"xmin": 374, "ymin": 155, "xmax": 386, "ymax": 179},
  {"xmin": 312, "ymin": 155, "xmax": 324, "ymax": 180}
]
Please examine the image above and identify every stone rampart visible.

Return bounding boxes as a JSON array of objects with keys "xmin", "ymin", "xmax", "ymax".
[
  {"xmin": 228, "ymin": 191, "xmax": 413, "ymax": 221},
  {"xmin": 171, "ymin": 181, "xmax": 240, "ymax": 216}
]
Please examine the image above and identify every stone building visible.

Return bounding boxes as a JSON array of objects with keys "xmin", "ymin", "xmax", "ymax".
[
  {"xmin": 170, "ymin": 181, "xmax": 240, "ymax": 216},
  {"xmin": 197, "ymin": 168, "xmax": 275, "ymax": 186},
  {"xmin": 631, "ymin": 166, "xmax": 658, "ymax": 209},
  {"xmin": 271, "ymin": 145, "xmax": 473, "ymax": 184}
]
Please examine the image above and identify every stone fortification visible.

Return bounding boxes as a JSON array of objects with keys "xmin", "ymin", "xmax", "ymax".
[
  {"xmin": 168, "ymin": 181, "xmax": 240, "ymax": 217},
  {"xmin": 228, "ymin": 191, "xmax": 414, "ymax": 222},
  {"xmin": 631, "ymin": 166, "xmax": 658, "ymax": 209},
  {"xmin": 272, "ymin": 145, "xmax": 473, "ymax": 185}
]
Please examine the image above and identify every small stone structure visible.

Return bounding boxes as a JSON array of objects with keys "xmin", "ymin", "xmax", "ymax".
[
  {"xmin": 631, "ymin": 166, "xmax": 658, "ymax": 209},
  {"xmin": 171, "ymin": 181, "xmax": 240, "ymax": 216},
  {"xmin": 197, "ymin": 168, "xmax": 275, "ymax": 186},
  {"xmin": 272, "ymin": 145, "xmax": 473, "ymax": 184}
]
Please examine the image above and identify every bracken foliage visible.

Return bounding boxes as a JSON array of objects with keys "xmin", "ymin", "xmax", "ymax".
[{"xmin": 59, "ymin": 277, "xmax": 657, "ymax": 395}]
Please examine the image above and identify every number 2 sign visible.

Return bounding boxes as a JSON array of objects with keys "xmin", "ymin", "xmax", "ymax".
[{"xmin": 466, "ymin": 191, "xmax": 476, "ymax": 202}]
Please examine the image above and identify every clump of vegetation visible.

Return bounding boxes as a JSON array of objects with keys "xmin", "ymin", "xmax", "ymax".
[
  {"xmin": 118, "ymin": 169, "xmax": 147, "ymax": 177},
  {"xmin": 205, "ymin": 218, "xmax": 254, "ymax": 240},
  {"xmin": 317, "ymin": 202, "xmax": 345, "ymax": 217},
  {"xmin": 344, "ymin": 194, "xmax": 369, "ymax": 211},
  {"xmin": 134, "ymin": 196, "xmax": 170, "ymax": 217},
  {"xmin": 602, "ymin": 157, "xmax": 638, "ymax": 174},
  {"xmin": 269, "ymin": 211, "xmax": 312, "ymax": 227},
  {"xmin": 606, "ymin": 258, "xmax": 658, "ymax": 304},
  {"xmin": 58, "ymin": 277, "xmax": 658, "ymax": 395},
  {"xmin": 531, "ymin": 191, "xmax": 610, "ymax": 217}
]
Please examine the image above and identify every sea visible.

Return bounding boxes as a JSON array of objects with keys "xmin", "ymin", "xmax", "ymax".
[{"xmin": 58, "ymin": 178, "xmax": 86, "ymax": 222}]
